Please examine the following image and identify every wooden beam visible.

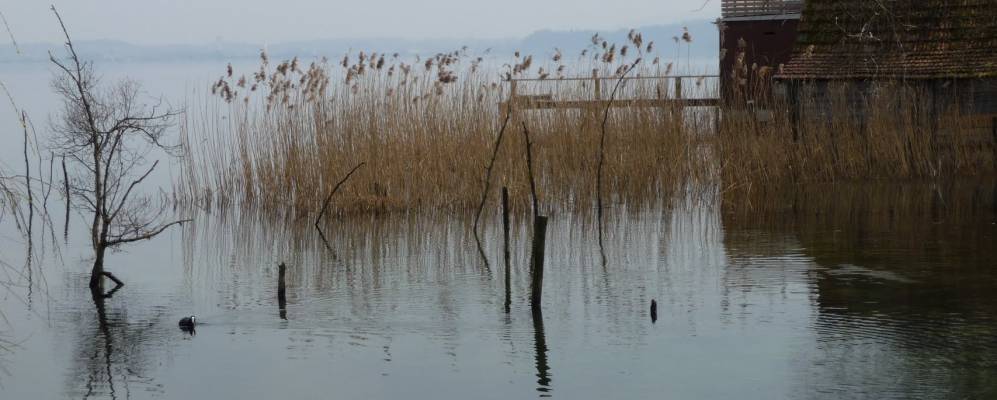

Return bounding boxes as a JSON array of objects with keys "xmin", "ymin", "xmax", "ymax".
[{"xmin": 501, "ymin": 98, "xmax": 718, "ymax": 111}]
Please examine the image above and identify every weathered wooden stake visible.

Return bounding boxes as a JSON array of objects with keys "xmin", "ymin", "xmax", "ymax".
[
  {"xmin": 521, "ymin": 123, "xmax": 539, "ymax": 218},
  {"xmin": 650, "ymin": 299, "xmax": 658, "ymax": 324},
  {"xmin": 529, "ymin": 215, "xmax": 548, "ymax": 311},
  {"xmin": 278, "ymin": 262, "xmax": 287, "ymax": 320},
  {"xmin": 502, "ymin": 187, "xmax": 511, "ymax": 313}
]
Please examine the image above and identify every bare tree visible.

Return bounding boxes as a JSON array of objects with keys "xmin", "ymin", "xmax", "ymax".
[{"xmin": 48, "ymin": 7, "xmax": 187, "ymax": 291}]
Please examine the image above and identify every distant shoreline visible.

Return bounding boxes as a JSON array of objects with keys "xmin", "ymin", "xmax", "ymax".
[{"xmin": 0, "ymin": 20, "xmax": 720, "ymax": 64}]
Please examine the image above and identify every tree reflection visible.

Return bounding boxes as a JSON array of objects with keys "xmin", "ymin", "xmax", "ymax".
[
  {"xmin": 64, "ymin": 282, "xmax": 170, "ymax": 400},
  {"xmin": 86, "ymin": 286, "xmax": 119, "ymax": 400}
]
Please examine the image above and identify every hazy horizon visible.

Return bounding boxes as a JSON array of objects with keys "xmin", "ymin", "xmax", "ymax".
[{"xmin": 2, "ymin": 1, "xmax": 720, "ymax": 45}]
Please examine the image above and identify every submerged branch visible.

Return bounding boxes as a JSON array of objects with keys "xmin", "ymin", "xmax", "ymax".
[
  {"xmin": 474, "ymin": 111, "xmax": 513, "ymax": 236},
  {"xmin": 315, "ymin": 162, "xmax": 366, "ymax": 226},
  {"xmin": 101, "ymin": 271, "xmax": 124, "ymax": 288},
  {"xmin": 597, "ymin": 58, "xmax": 641, "ymax": 260}
]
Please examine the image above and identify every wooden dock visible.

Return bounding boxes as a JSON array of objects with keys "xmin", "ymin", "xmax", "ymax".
[{"xmin": 501, "ymin": 73, "xmax": 720, "ymax": 114}]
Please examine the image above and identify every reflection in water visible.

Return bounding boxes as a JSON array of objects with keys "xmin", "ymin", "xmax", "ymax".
[
  {"xmin": 0, "ymin": 332, "xmax": 10, "ymax": 383},
  {"xmin": 58, "ymin": 274, "xmax": 181, "ymax": 400},
  {"xmin": 724, "ymin": 180, "xmax": 997, "ymax": 398},
  {"xmin": 532, "ymin": 308, "xmax": 552, "ymax": 396},
  {"xmin": 87, "ymin": 287, "xmax": 118, "ymax": 400},
  {"xmin": 1, "ymin": 181, "xmax": 995, "ymax": 398}
]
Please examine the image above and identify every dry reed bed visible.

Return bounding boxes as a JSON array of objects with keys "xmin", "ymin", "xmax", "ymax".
[
  {"xmin": 716, "ymin": 83, "xmax": 995, "ymax": 187},
  {"xmin": 178, "ymin": 42, "xmax": 995, "ymax": 216},
  {"xmin": 178, "ymin": 43, "xmax": 707, "ymax": 216}
]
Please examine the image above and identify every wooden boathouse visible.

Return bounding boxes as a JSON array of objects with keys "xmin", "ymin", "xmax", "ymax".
[
  {"xmin": 775, "ymin": 0, "xmax": 997, "ymax": 139},
  {"xmin": 776, "ymin": 0, "xmax": 997, "ymax": 112},
  {"xmin": 719, "ymin": 0, "xmax": 803, "ymax": 102}
]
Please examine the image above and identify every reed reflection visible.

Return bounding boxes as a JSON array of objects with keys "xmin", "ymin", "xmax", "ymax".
[{"xmin": 179, "ymin": 198, "xmax": 696, "ymax": 394}]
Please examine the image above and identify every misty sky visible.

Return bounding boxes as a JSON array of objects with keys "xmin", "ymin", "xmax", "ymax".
[{"xmin": 2, "ymin": 0, "xmax": 719, "ymax": 44}]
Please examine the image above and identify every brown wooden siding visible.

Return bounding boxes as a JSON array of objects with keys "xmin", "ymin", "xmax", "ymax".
[{"xmin": 720, "ymin": 18, "xmax": 800, "ymax": 100}]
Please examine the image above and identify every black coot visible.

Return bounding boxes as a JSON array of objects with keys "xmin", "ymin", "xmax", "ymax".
[{"xmin": 179, "ymin": 315, "xmax": 196, "ymax": 333}]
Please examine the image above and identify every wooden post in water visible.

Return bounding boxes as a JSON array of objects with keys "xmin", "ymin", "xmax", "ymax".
[
  {"xmin": 278, "ymin": 262, "xmax": 287, "ymax": 320},
  {"xmin": 529, "ymin": 216, "xmax": 548, "ymax": 311},
  {"xmin": 650, "ymin": 299, "xmax": 658, "ymax": 324},
  {"xmin": 674, "ymin": 76, "xmax": 683, "ymax": 100},
  {"xmin": 502, "ymin": 187, "xmax": 512, "ymax": 313}
]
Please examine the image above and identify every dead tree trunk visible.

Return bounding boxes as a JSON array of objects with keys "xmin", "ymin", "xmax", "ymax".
[{"xmin": 89, "ymin": 247, "xmax": 105, "ymax": 290}]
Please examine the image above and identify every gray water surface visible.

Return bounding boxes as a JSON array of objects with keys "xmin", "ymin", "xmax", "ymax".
[{"xmin": 1, "ymin": 181, "xmax": 996, "ymax": 399}]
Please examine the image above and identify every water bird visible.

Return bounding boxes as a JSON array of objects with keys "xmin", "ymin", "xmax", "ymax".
[
  {"xmin": 650, "ymin": 300, "xmax": 658, "ymax": 323},
  {"xmin": 178, "ymin": 315, "xmax": 196, "ymax": 332}
]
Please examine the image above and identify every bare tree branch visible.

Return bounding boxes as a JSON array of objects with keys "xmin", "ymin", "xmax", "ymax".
[
  {"xmin": 105, "ymin": 219, "xmax": 190, "ymax": 247},
  {"xmin": 108, "ymin": 160, "xmax": 158, "ymax": 222},
  {"xmin": 48, "ymin": 6, "xmax": 183, "ymax": 289}
]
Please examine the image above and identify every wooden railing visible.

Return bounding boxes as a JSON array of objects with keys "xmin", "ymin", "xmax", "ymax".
[
  {"xmin": 722, "ymin": 0, "xmax": 804, "ymax": 18},
  {"xmin": 502, "ymin": 73, "xmax": 720, "ymax": 113}
]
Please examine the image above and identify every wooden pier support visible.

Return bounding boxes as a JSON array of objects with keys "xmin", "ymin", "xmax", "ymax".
[{"xmin": 278, "ymin": 262, "xmax": 287, "ymax": 320}]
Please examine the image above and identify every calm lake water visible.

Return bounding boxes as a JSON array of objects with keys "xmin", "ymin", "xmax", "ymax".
[
  {"xmin": 1, "ymin": 180, "xmax": 995, "ymax": 399},
  {"xmin": 2, "ymin": 61, "xmax": 997, "ymax": 399}
]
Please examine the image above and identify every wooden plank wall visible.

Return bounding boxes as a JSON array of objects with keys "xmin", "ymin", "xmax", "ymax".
[{"xmin": 722, "ymin": 0, "xmax": 804, "ymax": 18}]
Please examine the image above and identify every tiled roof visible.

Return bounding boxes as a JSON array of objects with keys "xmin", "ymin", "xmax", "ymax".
[{"xmin": 777, "ymin": 0, "xmax": 997, "ymax": 80}]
